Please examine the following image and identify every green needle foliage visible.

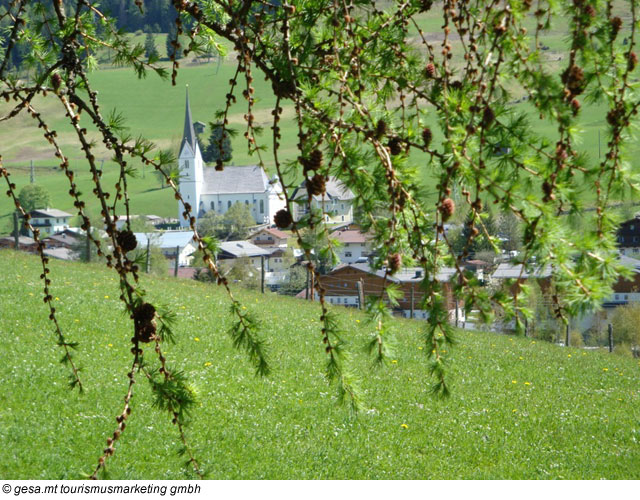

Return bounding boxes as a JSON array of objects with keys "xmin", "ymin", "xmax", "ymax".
[{"xmin": 2, "ymin": 0, "xmax": 640, "ymax": 477}]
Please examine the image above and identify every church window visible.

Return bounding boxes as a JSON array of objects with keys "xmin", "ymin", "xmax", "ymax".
[
  {"xmin": 228, "ymin": 201, "xmax": 231, "ymax": 209},
  {"xmin": 210, "ymin": 202, "xmax": 214, "ymax": 210},
  {"xmin": 259, "ymin": 200, "xmax": 264, "ymax": 213},
  {"xmin": 245, "ymin": 200, "xmax": 249, "ymax": 205}
]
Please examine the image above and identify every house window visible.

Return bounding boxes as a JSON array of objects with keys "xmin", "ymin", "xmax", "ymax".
[
  {"xmin": 615, "ymin": 294, "xmax": 620, "ymax": 300},
  {"xmin": 260, "ymin": 200, "xmax": 264, "ymax": 213},
  {"xmin": 345, "ymin": 252, "xmax": 352, "ymax": 257}
]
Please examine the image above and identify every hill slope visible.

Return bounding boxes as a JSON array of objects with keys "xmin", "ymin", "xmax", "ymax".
[{"xmin": 0, "ymin": 251, "xmax": 639, "ymax": 479}]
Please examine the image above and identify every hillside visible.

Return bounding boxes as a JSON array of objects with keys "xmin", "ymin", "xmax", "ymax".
[{"xmin": 0, "ymin": 251, "xmax": 639, "ymax": 479}]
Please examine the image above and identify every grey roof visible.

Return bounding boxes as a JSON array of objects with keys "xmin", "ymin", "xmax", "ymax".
[
  {"xmin": 43, "ymin": 247, "xmax": 75, "ymax": 260},
  {"xmin": 333, "ymin": 263, "xmax": 456, "ymax": 282},
  {"xmin": 492, "ymin": 263, "xmax": 552, "ymax": 279},
  {"xmin": 0, "ymin": 236, "xmax": 36, "ymax": 245},
  {"xmin": 292, "ymin": 176, "xmax": 355, "ymax": 201},
  {"xmin": 218, "ymin": 240, "xmax": 271, "ymax": 258},
  {"xmin": 201, "ymin": 165, "xmax": 275, "ymax": 195},
  {"xmin": 180, "ymin": 87, "xmax": 198, "ymax": 156},
  {"xmin": 133, "ymin": 231, "xmax": 195, "ymax": 250},
  {"xmin": 30, "ymin": 209, "xmax": 72, "ymax": 218},
  {"xmin": 618, "ymin": 254, "xmax": 640, "ymax": 272}
]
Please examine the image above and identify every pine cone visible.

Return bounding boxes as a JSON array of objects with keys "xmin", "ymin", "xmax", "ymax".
[
  {"xmin": 51, "ymin": 73, "xmax": 62, "ymax": 92},
  {"xmin": 309, "ymin": 149, "xmax": 323, "ymax": 169},
  {"xmin": 629, "ymin": 52, "xmax": 638, "ymax": 71},
  {"xmin": 611, "ymin": 16, "xmax": 622, "ymax": 39},
  {"xmin": 440, "ymin": 198, "xmax": 455, "ymax": 222},
  {"xmin": 116, "ymin": 230, "xmax": 137, "ymax": 253},
  {"xmin": 388, "ymin": 253, "xmax": 402, "ymax": 274},
  {"xmin": 375, "ymin": 119, "xmax": 387, "ymax": 139},
  {"xmin": 481, "ymin": 106, "xmax": 495, "ymax": 128},
  {"xmin": 308, "ymin": 174, "xmax": 326, "ymax": 196},
  {"xmin": 133, "ymin": 303, "xmax": 157, "ymax": 343},
  {"xmin": 388, "ymin": 137, "xmax": 403, "ymax": 155},
  {"xmin": 422, "ymin": 127, "xmax": 433, "ymax": 148},
  {"xmin": 425, "ymin": 62, "xmax": 436, "ymax": 78},
  {"xmin": 274, "ymin": 209, "xmax": 293, "ymax": 229}
]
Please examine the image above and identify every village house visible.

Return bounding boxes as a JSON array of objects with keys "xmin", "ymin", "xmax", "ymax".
[
  {"xmin": 314, "ymin": 263, "xmax": 462, "ymax": 321},
  {"xmin": 617, "ymin": 215, "xmax": 640, "ymax": 256},
  {"xmin": 177, "ymin": 89, "xmax": 286, "ymax": 227},
  {"xmin": 331, "ymin": 229, "xmax": 372, "ymax": 264},
  {"xmin": 134, "ymin": 231, "xmax": 197, "ymax": 266},
  {"xmin": 217, "ymin": 240, "xmax": 271, "ymax": 270},
  {"xmin": 43, "ymin": 229, "xmax": 82, "ymax": 250},
  {"xmin": 291, "ymin": 177, "xmax": 355, "ymax": 224},
  {"xmin": 250, "ymin": 227, "xmax": 288, "ymax": 247},
  {"xmin": 0, "ymin": 235, "xmax": 38, "ymax": 252},
  {"xmin": 23, "ymin": 209, "xmax": 72, "ymax": 237}
]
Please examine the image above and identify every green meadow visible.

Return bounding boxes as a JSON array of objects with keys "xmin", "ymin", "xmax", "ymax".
[{"xmin": 1, "ymin": 251, "xmax": 639, "ymax": 479}]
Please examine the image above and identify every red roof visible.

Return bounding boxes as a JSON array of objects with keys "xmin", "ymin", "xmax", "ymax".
[{"xmin": 332, "ymin": 230, "xmax": 368, "ymax": 244}]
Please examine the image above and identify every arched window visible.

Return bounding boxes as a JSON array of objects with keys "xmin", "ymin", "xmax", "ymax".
[
  {"xmin": 227, "ymin": 201, "xmax": 231, "ymax": 209},
  {"xmin": 259, "ymin": 200, "xmax": 264, "ymax": 213},
  {"xmin": 210, "ymin": 202, "xmax": 215, "ymax": 210}
]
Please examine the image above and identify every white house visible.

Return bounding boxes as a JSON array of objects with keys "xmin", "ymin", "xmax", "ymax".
[
  {"xmin": 217, "ymin": 240, "xmax": 271, "ymax": 270},
  {"xmin": 24, "ymin": 209, "xmax": 72, "ymax": 237},
  {"xmin": 291, "ymin": 177, "xmax": 355, "ymax": 224},
  {"xmin": 332, "ymin": 229, "xmax": 371, "ymax": 264},
  {"xmin": 134, "ymin": 231, "xmax": 197, "ymax": 266},
  {"xmin": 177, "ymin": 88, "xmax": 286, "ymax": 227}
]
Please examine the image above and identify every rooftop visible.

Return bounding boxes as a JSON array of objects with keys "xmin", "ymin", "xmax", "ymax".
[
  {"xmin": 218, "ymin": 240, "xmax": 271, "ymax": 258},
  {"xmin": 201, "ymin": 165, "xmax": 279, "ymax": 195},
  {"xmin": 133, "ymin": 231, "xmax": 195, "ymax": 249}
]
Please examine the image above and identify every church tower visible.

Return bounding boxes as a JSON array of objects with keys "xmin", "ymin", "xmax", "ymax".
[{"xmin": 178, "ymin": 86, "xmax": 204, "ymax": 227}]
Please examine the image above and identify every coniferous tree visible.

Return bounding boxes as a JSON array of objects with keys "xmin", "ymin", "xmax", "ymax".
[
  {"xmin": 202, "ymin": 123, "xmax": 232, "ymax": 164},
  {"xmin": 144, "ymin": 33, "xmax": 158, "ymax": 60}
]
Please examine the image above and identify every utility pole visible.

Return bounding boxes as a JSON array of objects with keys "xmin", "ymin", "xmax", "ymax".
[
  {"xmin": 13, "ymin": 212, "xmax": 19, "ymax": 249},
  {"xmin": 30, "ymin": 160, "xmax": 35, "ymax": 184},
  {"xmin": 305, "ymin": 265, "xmax": 310, "ymax": 300},
  {"xmin": 357, "ymin": 279, "xmax": 364, "ymax": 310},
  {"xmin": 410, "ymin": 285, "xmax": 415, "ymax": 319},
  {"xmin": 174, "ymin": 245, "xmax": 179, "ymax": 277},
  {"xmin": 86, "ymin": 231, "xmax": 91, "ymax": 262},
  {"xmin": 565, "ymin": 322, "xmax": 570, "ymax": 347},
  {"xmin": 260, "ymin": 255, "xmax": 265, "ymax": 294},
  {"xmin": 608, "ymin": 323, "xmax": 614, "ymax": 353},
  {"xmin": 145, "ymin": 237, "xmax": 151, "ymax": 273},
  {"xmin": 455, "ymin": 298, "xmax": 459, "ymax": 328}
]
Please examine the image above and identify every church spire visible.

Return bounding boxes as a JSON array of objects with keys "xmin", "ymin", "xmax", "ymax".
[{"xmin": 181, "ymin": 85, "xmax": 197, "ymax": 154}]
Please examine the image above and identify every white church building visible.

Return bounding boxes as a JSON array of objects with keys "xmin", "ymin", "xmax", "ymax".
[{"xmin": 178, "ymin": 89, "xmax": 286, "ymax": 227}]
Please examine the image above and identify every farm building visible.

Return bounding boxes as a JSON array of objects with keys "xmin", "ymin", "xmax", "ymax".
[{"xmin": 22, "ymin": 209, "xmax": 72, "ymax": 237}]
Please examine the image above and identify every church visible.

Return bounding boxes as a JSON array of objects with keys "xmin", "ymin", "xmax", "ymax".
[{"xmin": 177, "ymin": 89, "xmax": 286, "ymax": 228}]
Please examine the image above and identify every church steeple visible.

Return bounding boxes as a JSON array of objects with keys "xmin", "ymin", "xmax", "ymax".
[{"xmin": 181, "ymin": 85, "xmax": 198, "ymax": 155}]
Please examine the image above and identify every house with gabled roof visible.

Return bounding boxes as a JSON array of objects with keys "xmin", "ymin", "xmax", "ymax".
[
  {"xmin": 23, "ymin": 208, "xmax": 73, "ymax": 237},
  {"xmin": 291, "ymin": 177, "xmax": 355, "ymax": 224},
  {"xmin": 177, "ymin": 88, "xmax": 286, "ymax": 227}
]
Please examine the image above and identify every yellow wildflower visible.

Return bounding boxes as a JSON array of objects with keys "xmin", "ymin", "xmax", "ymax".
[
  {"xmin": 104, "ymin": 295, "xmax": 109, "ymax": 299},
  {"xmin": 567, "ymin": 354, "xmax": 571, "ymax": 358},
  {"xmin": 512, "ymin": 380, "xmax": 517, "ymax": 384},
  {"xmin": 603, "ymin": 368, "xmax": 609, "ymax": 372},
  {"xmin": 194, "ymin": 337, "xmax": 200, "ymax": 342},
  {"xmin": 524, "ymin": 382, "xmax": 531, "ymax": 386},
  {"xmin": 107, "ymin": 343, "xmax": 113, "ymax": 347},
  {"xmin": 204, "ymin": 362, "xmax": 212, "ymax": 367},
  {"xmin": 391, "ymin": 360, "xmax": 398, "ymax": 364},
  {"xmin": 401, "ymin": 424, "xmax": 408, "ymax": 429}
]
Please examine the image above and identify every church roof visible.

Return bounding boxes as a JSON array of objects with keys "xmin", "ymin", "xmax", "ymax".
[
  {"xmin": 180, "ymin": 87, "xmax": 198, "ymax": 156},
  {"xmin": 201, "ymin": 165, "xmax": 275, "ymax": 195}
]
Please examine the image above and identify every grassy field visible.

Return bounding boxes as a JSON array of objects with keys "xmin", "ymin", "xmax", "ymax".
[{"xmin": 0, "ymin": 250, "xmax": 639, "ymax": 479}]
